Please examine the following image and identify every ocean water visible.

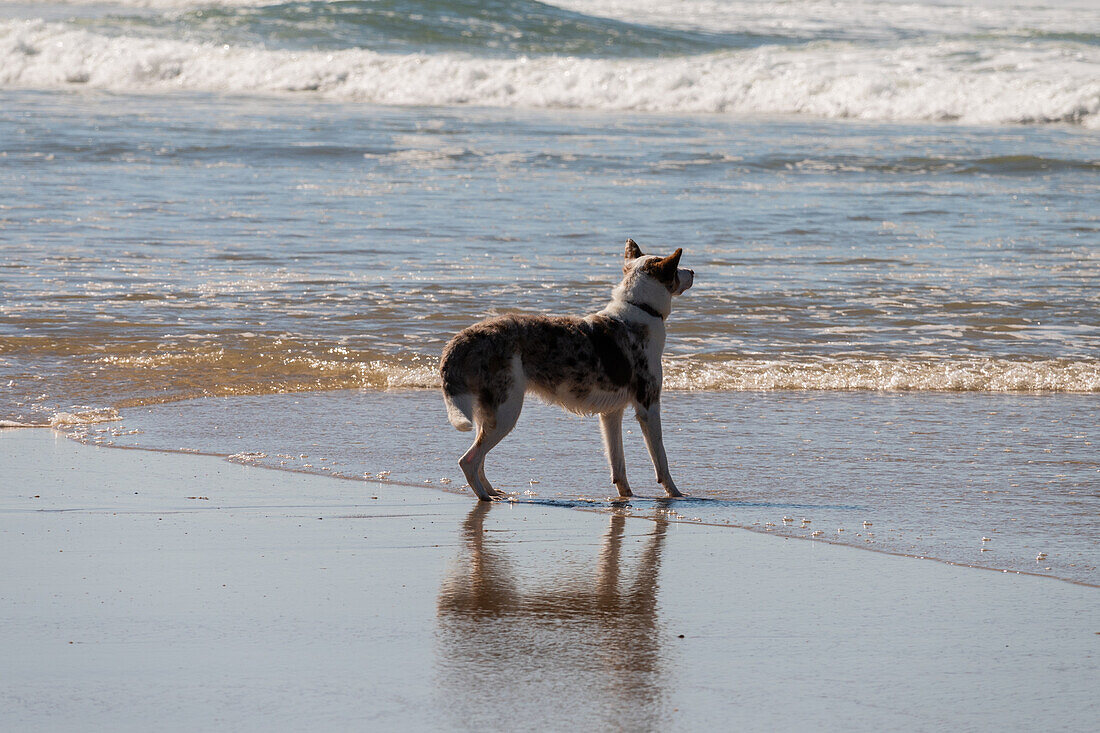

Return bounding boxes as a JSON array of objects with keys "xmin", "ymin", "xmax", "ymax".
[{"xmin": 1, "ymin": 1, "xmax": 1097, "ymax": 583}]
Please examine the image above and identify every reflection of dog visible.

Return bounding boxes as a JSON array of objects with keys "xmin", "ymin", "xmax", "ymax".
[
  {"xmin": 440, "ymin": 504, "xmax": 667, "ymax": 620},
  {"xmin": 436, "ymin": 506, "xmax": 669, "ymax": 727},
  {"xmin": 440, "ymin": 239, "xmax": 694, "ymax": 500}
]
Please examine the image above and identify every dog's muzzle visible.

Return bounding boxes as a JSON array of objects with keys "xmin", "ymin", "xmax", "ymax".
[{"xmin": 675, "ymin": 268, "xmax": 694, "ymax": 295}]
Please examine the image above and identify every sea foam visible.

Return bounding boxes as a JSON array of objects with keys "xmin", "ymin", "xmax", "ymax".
[
  {"xmin": 661, "ymin": 358, "xmax": 1100, "ymax": 394},
  {"xmin": 2, "ymin": 18, "xmax": 1097, "ymax": 126},
  {"xmin": 49, "ymin": 407, "xmax": 122, "ymax": 426},
  {"xmin": 90, "ymin": 347, "xmax": 1100, "ymax": 398}
]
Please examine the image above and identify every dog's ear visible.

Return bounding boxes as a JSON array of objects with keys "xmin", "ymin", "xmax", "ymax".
[
  {"xmin": 658, "ymin": 248, "xmax": 682, "ymax": 273},
  {"xmin": 625, "ymin": 238, "xmax": 644, "ymax": 260},
  {"xmin": 648, "ymin": 248, "xmax": 682, "ymax": 283}
]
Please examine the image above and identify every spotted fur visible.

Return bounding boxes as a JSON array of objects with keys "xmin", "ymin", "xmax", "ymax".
[{"xmin": 440, "ymin": 239, "xmax": 694, "ymax": 501}]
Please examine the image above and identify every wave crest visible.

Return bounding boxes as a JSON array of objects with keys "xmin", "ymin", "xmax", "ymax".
[
  {"xmin": 5, "ymin": 342, "xmax": 1095, "ymax": 427},
  {"xmin": 87, "ymin": 348, "xmax": 1100, "ymax": 401},
  {"xmin": 3, "ymin": 19, "xmax": 1097, "ymax": 126},
  {"xmin": 662, "ymin": 358, "xmax": 1100, "ymax": 393}
]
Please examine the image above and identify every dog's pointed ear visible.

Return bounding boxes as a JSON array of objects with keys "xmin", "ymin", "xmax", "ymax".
[
  {"xmin": 649, "ymin": 247, "xmax": 682, "ymax": 281},
  {"xmin": 625, "ymin": 238, "xmax": 644, "ymax": 260}
]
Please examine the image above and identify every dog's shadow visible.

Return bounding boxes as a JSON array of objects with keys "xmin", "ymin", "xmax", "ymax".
[{"xmin": 434, "ymin": 504, "xmax": 671, "ymax": 726}]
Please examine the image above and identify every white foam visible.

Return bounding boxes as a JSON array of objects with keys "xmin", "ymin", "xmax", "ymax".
[
  {"xmin": 294, "ymin": 355, "xmax": 1100, "ymax": 393},
  {"xmin": 3, "ymin": 19, "xmax": 1097, "ymax": 126},
  {"xmin": 227, "ymin": 450, "xmax": 267, "ymax": 463},
  {"xmin": 49, "ymin": 407, "xmax": 121, "ymax": 426},
  {"xmin": 0, "ymin": 419, "xmax": 39, "ymax": 428},
  {"xmin": 662, "ymin": 358, "xmax": 1100, "ymax": 393}
]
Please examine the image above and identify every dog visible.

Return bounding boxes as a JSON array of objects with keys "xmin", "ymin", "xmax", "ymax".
[{"xmin": 439, "ymin": 239, "xmax": 694, "ymax": 501}]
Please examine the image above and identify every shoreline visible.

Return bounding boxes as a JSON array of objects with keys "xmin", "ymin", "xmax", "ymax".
[
  {"xmin": 17, "ymin": 422, "xmax": 1095, "ymax": 590},
  {"xmin": 2, "ymin": 428, "xmax": 1096, "ymax": 730}
]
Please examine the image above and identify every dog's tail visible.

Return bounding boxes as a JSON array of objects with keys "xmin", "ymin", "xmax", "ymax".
[
  {"xmin": 440, "ymin": 341, "xmax": 475, "ymax": 432},
  {"xmin": 442, "ymin": 389, "xmax": 475, "ymax": 432}
]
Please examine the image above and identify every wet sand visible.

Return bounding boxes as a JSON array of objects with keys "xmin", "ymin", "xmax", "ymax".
[
  {"xmin": 104, "ymin": 390, "xmax": 1100, "ymax": 585},
  {"xmin": 2, "ymin": 429, "xmax": 1096, "ymax": 731}
]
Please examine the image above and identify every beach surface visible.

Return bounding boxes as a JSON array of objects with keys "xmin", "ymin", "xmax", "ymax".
[
  {"xmin": 3, "ymin": 2, "xmax": 1098, "ymax": 729},
  {"xmin": 3, "ymin": 428, "xmax": 1096, "ymax": 731}
]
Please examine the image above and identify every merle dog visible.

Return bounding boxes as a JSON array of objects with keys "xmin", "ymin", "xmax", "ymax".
[{"xmin": 440, "ymin": 239, "xmax": 694, "ymax": 501}]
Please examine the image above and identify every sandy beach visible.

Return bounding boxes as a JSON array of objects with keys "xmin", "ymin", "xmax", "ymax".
[
  {"xmin": 2, "ymin": 427, "xmax": 1096, "ymax": 731},
  {"xmin": 3, "ymin": 1, "xmax": 1098, "ymax": 730}
]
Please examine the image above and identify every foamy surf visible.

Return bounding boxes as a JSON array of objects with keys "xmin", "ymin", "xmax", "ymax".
[
  {"xmin": 53, "ymin": 352, "xmax": 1100, "ymax": 408},
  {"xmin": 49, "ymin": 407, "xmax": 122, "ymax": 426},
  {"xmin": 661, "ymin": 357, "xmax": 1100, "ymax": 394},
  {"xmin": 2, "ymin": 18, "xmax": 1097, "ymax": 126},
  {"xmin": 4, "ymin": 332, "xmax": 1098, "ymax": 425}
]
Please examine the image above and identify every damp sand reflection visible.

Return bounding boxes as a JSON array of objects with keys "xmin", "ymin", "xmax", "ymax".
[{"xmin": 436, "ymin": 505, "xmax": 671, "ymax": 730}]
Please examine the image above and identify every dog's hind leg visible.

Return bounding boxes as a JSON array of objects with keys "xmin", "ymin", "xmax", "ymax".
[
  {"xmin": 460, "ymin": 399, "xmax": 522, "ymax": 501},
  {"xmin": 460, "ymin": 430, "xmax": 501, "ymax": 501},
  {"xmin": 460, "ymin": 431, "xmax": 493, "ymax": 500},
  {"xmin": 477, "ymin": 464, "xmax": 495, "ymax": 496},
  {"xmin": 459, "ymin": 378, "xmax": 524, "ymax": 501},
  {"xmin": 599, "ymin": 409, "xmax": 632, "ymax": 497},
  {"xmin": 635, "ymin": 400, "xmax": 683, "ymax": 498}
]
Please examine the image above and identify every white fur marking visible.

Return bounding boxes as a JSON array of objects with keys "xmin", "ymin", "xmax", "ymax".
[{"xmin": 444, "ymin": 391, "xmax": 475, "ymax": 431}]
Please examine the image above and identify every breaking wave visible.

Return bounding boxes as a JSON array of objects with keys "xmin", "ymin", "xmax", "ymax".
[
  {"xmin": 4, "ymin": 343, "xmax": 1096, "ymax": 426},
  {"xmin": 80, "ymin": 349, "xmax": 1100, "ymax": 401},
  {"xmin": 2, "ymin": 16, "xmax": 1098, "ymax": 126},
  {"xmin": 661, "ymin": 357, "xmax": 1100, "ymax": 393}
]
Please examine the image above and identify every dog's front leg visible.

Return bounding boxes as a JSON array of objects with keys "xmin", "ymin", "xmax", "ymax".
[
  {"xmin": 599, "ymin": 409, "xmax": 632, "ymax": 497},
  {"xmin": 635, "ymin": 401, "xmax": 683, "ymax": 497}
]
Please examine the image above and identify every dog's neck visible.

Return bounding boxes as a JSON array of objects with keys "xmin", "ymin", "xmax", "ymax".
[
  {"xmin": 626, "ymin": 299, "xmax": 665, "ymax": 320},
  {"xmin": 604, "ymin": 272, "xmax": 672, "ymax": 322}
]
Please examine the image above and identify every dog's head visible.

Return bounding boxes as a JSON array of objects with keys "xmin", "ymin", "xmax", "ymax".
[{"xmin": 623, "ymin": 238, "xmax": 694, "ymax": 296}]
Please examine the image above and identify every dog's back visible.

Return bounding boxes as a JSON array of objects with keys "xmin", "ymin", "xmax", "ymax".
[{"xmin": 440, "ymin": 313, "xmax": 650, "ymax": 427}]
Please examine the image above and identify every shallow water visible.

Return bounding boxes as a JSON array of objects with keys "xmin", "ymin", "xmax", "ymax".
[
  {"xmin": 79, "ymin": 389, "xmax": 1099, "ymax": 586},
  {"xmin": 2, "ymin": 91, "xmax": 1097, "ymax": 424},
  {"xmin": 1, "ymin": 1, "xmax": 1097, "ymax": 584}
]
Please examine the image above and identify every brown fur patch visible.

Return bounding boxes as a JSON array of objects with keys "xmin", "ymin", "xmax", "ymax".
[
  {"xmin": 640, "ymin": 250, "xmax": 681, "ymax": 291},
  {"xmin": 586, "ymin": 316, "xmax": 632, "ymax": 386}
]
